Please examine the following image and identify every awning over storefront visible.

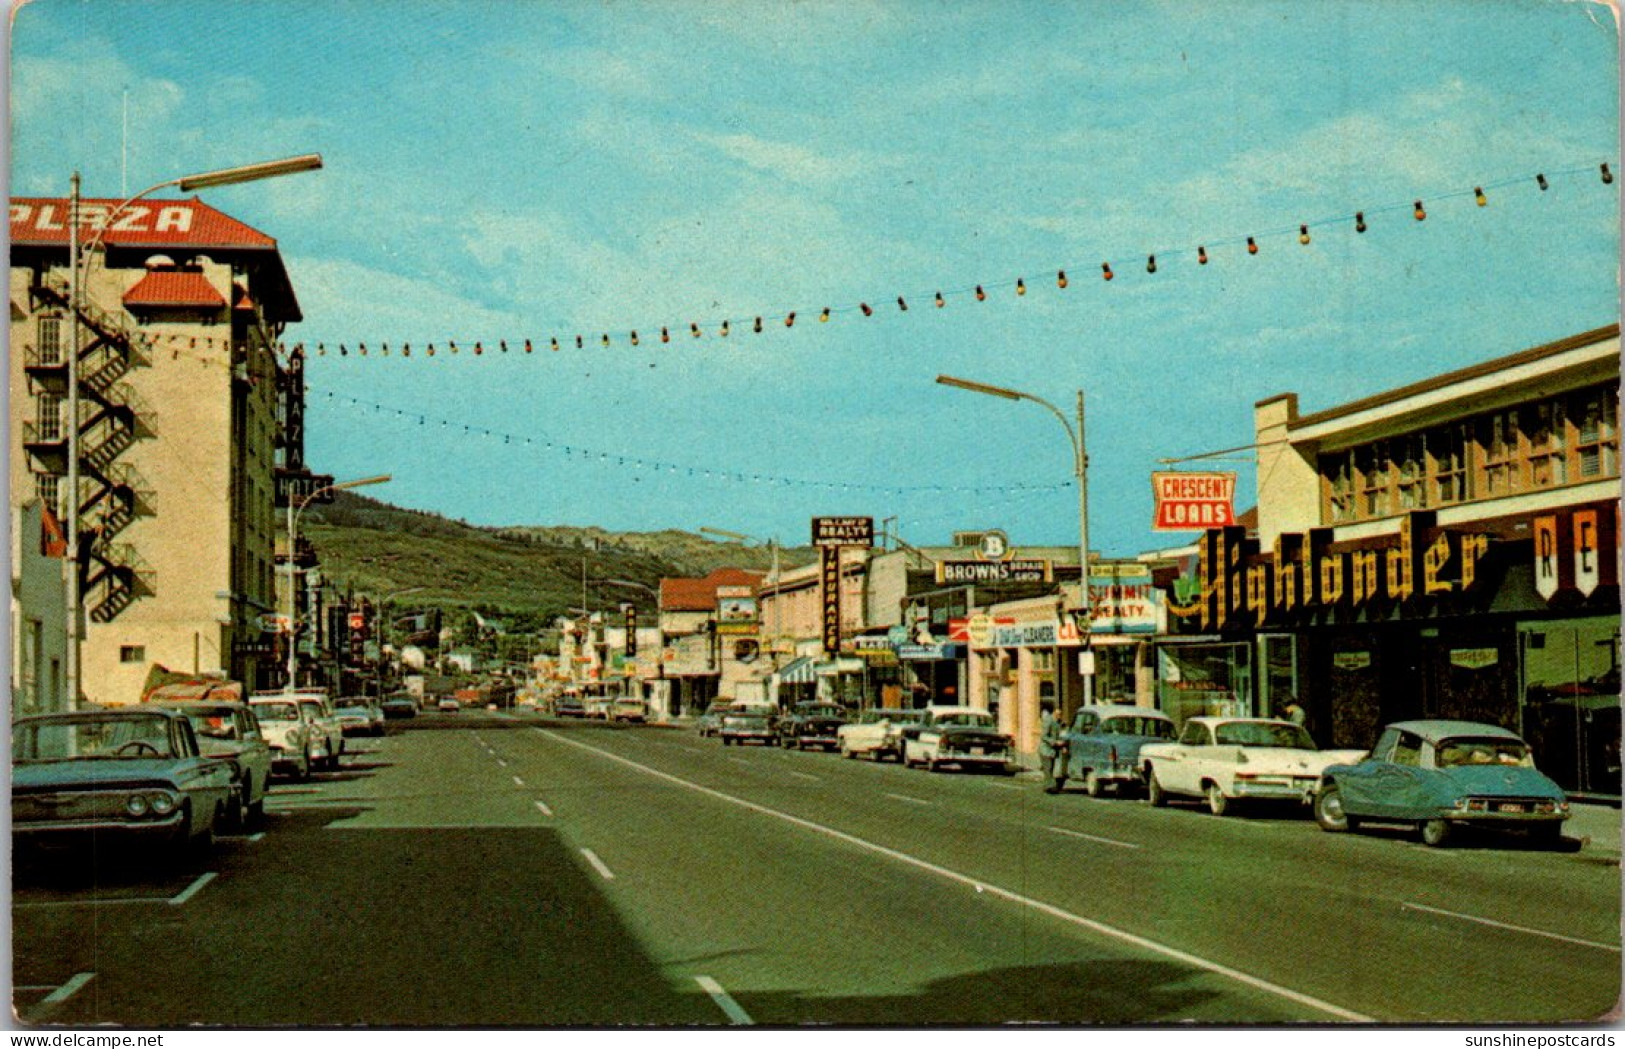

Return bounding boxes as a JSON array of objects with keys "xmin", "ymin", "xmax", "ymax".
[
  {"xmin": 815, "ymin": 658, "xmax": 865, "ymax": 676},
  {"xmin": 777, "ymin": 656, "xmax": 818, "ymax": 684}
]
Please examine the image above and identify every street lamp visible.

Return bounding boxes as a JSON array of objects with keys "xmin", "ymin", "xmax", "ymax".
[
  {"xmin": 63, "ymin": 153, "xmax": 323, "ymax": 709},
  {"xmin": 935, "ymin": 375, "xmax": 1092, "ymax": 700},
  {"xmin": 284, "ymin": 474, "xmax": 390, "ymax": 691}
]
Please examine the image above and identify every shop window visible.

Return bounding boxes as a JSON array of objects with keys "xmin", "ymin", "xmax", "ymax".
[
  {"xmin": 1479, "ymin": 411, "xmax": 1520, "ymax": 496},
  {"xmin": 1524, "ymin": 400, "xmax": 1567, "ymax": 488},
  {"xmin": 1356, "ymin": 443, "xmax": 1391, "ymax": 518},
  {"xmin": 1158, "ymin": 643, "xmax": 1252, "ymax": 726},
  {"xmin": 1519, "ymin": 617, "xmax": 1621, "ymax": 797},
  {"xmin": 1574, "ymin": 390, "xmax": 1618, "ymax": 480},
  {"xmin": 1323, "ymin": 451, "xmax": 1356, "ymax": 523},
  {"xmin": 1394, "ymin": 434, "xmax": 1426, "ymax": 510},
  {"xmin": 1428, "ymin": 423, "xmax": 1469, "ymax": 506}
]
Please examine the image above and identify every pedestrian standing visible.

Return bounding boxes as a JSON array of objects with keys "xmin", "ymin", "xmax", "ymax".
[{"xmin": 1039, "ymin": 701, "xmax": 1067, "ymax": 794}]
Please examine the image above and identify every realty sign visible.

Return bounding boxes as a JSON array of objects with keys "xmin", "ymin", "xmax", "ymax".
[
  {"xmin": 813, "ymin": 516, "xmax": 874, "ymax": 547},
  {"xmin": 1152, "ymin": 471, "xmax": 1237, "ymax": 531}
]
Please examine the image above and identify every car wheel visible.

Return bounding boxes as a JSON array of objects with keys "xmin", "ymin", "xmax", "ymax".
[
  {"xmin": 841, "ymin": 745, "xmax": 855, "ymax": 759},
  {"xmin": 1084, "ymin": 770, "xmax": 1104, "ymax": 798},
  {"xmin": 1420, "ymin": 818, "xmax": 1453, "ymax": 848},
  {"xmin": 1313, "ymin": 783, "xmax": 1351, "ymax": 832},
  {"xmin": 247, "ymin": 794, "xmax": 266, "ymax": 830},
  {"xmin": 1147, "ymin": 771, "xmax": 1168, "ymax": 807},
  {"xmin": 1206, "ymin": 783, "xmax": 1231, "ymax": 817}
]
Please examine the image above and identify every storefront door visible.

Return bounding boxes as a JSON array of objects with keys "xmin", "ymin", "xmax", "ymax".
[{"xmin": 1518, "ymin": 616, "xmax": 1621, "ymax": 798}]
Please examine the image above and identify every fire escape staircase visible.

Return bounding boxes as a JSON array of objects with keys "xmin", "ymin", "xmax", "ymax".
[{"xmin": 28, "ymin": 274, "xmax": 156, "ymax": 624}]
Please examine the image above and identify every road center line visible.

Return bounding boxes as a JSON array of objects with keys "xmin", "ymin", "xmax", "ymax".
[
  {"xmin": 513, "ymin": 775, "xmax": 526, "ymax": 787},
  {"xmin": 725, "ymin": 756, "xmax": 751, "ymax": 766},
  {"xmin": 496, "ymin": 758, "xmax": 508, "ymax": 768},
  {"xmin": 169, "ymin": 871, "xmax": 217, "ymax": 906},
  {"xmin": 695, "ymin": 975, "xmax": 753, "ymax": 1025},
  {"xmin": 885, "ymin": 792, "xmax": 932, "ymax": 806},
  {"xmin": 1401, "ymin": 901, "xmax": 1620, "ymax": 952},
  {"xmin": 1045, "ymin": 825, "xmax": 1142, "ymax": 850},
  {"xmin": 534, "ymin": 800, "xmax": 554, "ymax": 817},
  {"xmin": 580, "ymin": 847, "xmax": 616, "ymax": 880},
  {"xmin": 537, "ymin": 728, "xmax": 1372, "ymax": 1022}
]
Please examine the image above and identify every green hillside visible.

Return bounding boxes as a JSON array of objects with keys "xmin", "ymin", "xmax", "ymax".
[{"xmin": 301, "ymin": 492, "xmax": 814, "ymax": 634}]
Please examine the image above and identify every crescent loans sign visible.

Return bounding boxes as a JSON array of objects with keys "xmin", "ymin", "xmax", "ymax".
[{"xmin": 1152, "ymin": 471, "xmax": 1237, "ymax": 531}]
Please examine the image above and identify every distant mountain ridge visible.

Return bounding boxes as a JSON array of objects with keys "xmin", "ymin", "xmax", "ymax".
[{"xmin": 301, "ymin": 492, "xmax": 813, "ymax": 631}]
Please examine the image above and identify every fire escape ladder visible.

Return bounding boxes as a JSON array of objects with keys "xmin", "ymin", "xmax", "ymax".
[{"xmin": 85, "ymin": 542, "xmax": 153, "ymax": 625}]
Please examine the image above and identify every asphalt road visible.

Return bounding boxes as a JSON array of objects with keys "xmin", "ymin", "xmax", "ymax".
[{"xmin": 13, "ymin": 712, "xmax": 1621, "ymax": 1026}]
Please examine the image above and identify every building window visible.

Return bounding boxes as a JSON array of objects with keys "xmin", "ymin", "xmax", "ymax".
[
  {"xmin": 1324, "ymin": 452, "xmax": 1356, "ymax": 523},
  {"xmin": 1356, "ymin": 443, "xmax": 1391, "ymax": 518},
  {"xmin": 1525, "ymin": 400, "xmax": 1568, "ymax": 488},
  {"xmin": 1574, "ymin": 390, "xmax": 1619, "ymax": 479},
  {"xmin": 35, "ymin": 474, "xmax": 61, "ymax": 518},
  {"xmin": 1394, "ymin": 434, "xmax": 1426, "ymax": 510},
  {"xmin": 1479, "ymin": 410, "xmax": 1520, "ymax": 497},
  {"xmin": 1428, "ymin": 423, "xmax": 1469, "ymax": 506},
  {"xmin": 38, "ymin": 315, "xmax": 62, "ymax": 365},
  {"xmin": 36, "ymin": 392, "xmax": 63, "ymax": 440},
  {"xmin": 119, "ymin": 645, "xmax": 146, "ymax": 664}
]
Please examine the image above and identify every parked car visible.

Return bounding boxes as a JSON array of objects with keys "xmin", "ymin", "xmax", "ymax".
[
  {"xmin": 695, "ymin": 702, "xmax": 731, "ymax": 737},
  {"xmin": 1314, "ymin": 720, "xmax": 1572, "ymax": 847},
  {"xmin": 248, "ymin": 697, "xmax": 321, "ymax": 780},
  {"xmin": 437, "ymin": 695, "xmax": 461, "ymax": 713},
  {"xmin": 902, "ymin": 706, "xmax": 1014, "ymax": 772},
  {"xmin": 1141, "ymin": 716, "xmax": 1368, "ymax": 816},
  {"xmin": 12, "ymin": 708, "xmax": 235, "ymax": 859},
  {"xmin": 149, "ymin": 700, "xmax": 273, "ymax": 830},
  {"xmin": 719, "ymin": 709, "xmax": 776, "ymax": 746},
  {"xmin": 1052, "ymin": 705, "xmax": 1177, "ymax": 797},
  {"xmin": 335, "ymin": 698, "xmax": 385, "ymax": 737},
  {"xmin": 610, "ymin": 698, "xmax": 648, "ymax": 723},
  {"xmin": 380, "ymin": 694, "xmax": 418, "ymax": 719},
  {"xmin": 555, "ymin": 695, "xmax": 587, "ymax": 718},
  {"xmin": 586, "ymin": 697, "xmax": 615, "ymax": 720},
  {"xmin": 776, "ymin": 702, "xmax": 848, "ymax": 752},
  {"xmin": 837, "ymin": 708, "xmax": 923, "ymax": 761}
]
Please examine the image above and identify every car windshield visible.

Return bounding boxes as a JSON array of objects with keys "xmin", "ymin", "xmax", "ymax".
[
  {"xmin": 1436, "ymin": 737, "xmax": 1533, "ymax": 768},
  {"xmin": 254, "ymin": 701, "xmax": 300, "ymax": 722},
  {"xmin": 1101, "ymin": 716, "xmax": 1176, "ymax": 739},
  {"xmin": 862, "ymin": 710, "xmax": 903, "ymax": 724},
  {"xmin": 15, "ymin": 716, "xmax": 177, "ymax": 761},
  {"xmin": 1213, "ymin": 721, "xmax": 1315, "ymax": 749},
  {"xmin": 934, "ymin": 712, "xmax": 994, "ymax": 729},
  {"xmin": 726, "ymin": 715, "xmax": 768, "ymax": 725},
  {"xmin": 300, "ymin": 702, "xmax": 326, "ymax": 719},
  {"xmin": 182, "ymin": 710, "xmax": 241, "ymax": 741}
]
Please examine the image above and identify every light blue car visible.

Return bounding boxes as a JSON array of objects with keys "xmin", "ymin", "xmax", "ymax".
[
  {"xmin": 1052, "ymin": 704, "xmax": 1177, "ymax": 797},
  {"xmin": 1313, "ymin": 719, "xmax": 1571, "ymax": 848}
]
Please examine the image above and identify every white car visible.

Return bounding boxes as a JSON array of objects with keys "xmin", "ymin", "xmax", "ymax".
[
  {"xmin": 248, "ymin": 697, "xmax": 319, "ymax": 781},
  {"xmin": 902, "ymin": 706, "xmax": 1014, "ymax": 773},
  {"xmin": 837, "ymin": 708, "xmax": 920, "ymax": 761},
  {"xmin": 1140, "ymin": 716, "xmax": 1368, "ymax": 816}
]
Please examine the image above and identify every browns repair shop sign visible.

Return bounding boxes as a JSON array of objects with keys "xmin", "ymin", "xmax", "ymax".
[{"xmin": 1152, "ymin": 472, "xmax": 1237, "ymax": 531}]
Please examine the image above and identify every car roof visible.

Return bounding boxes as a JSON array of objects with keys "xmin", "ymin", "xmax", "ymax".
[
  {"xmin": 925, "ymin": 705, "xmax": 985, "ymax": 715},
  {"xmin": 1387, "ymin": 719, "xmax": 1524, "ymax": 742},
  {"xmin": 1077, "ymin": 704, "xmax": 1172, "ymax": 719},
  {"xmin": 17, "ymin": 707, "xmax": 185, "ymax": 723},
  {"xmin": 1187, "ymin": 716, "xmax": 1296, "ymax": 727}
]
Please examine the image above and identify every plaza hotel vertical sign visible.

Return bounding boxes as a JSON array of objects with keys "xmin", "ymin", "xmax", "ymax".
[{"xmin": 813, "ymin": 517, "xmax": 874, "ymax": 655}]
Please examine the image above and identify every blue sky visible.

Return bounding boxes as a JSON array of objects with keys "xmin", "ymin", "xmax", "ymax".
[{"xmin": 10, "ymin": 0, "xmax": 1619, "ymax": 556}]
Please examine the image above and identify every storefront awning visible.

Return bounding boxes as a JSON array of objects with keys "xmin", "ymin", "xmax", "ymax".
[{"xmin": 777, "ymin": 656, "xmax": 818, "ymax": 684}]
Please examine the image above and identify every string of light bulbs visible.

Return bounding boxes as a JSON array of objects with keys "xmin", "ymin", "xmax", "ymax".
[
  {"xmin": 319, "ymin": 390, "xmax": 1075, "ymax": 497},
  {"xmin": 285, "ymin": 159, "xmax": 1616, "ymax": 362}
]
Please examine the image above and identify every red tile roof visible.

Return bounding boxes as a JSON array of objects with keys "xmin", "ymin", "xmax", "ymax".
[
  {"xmin": 123, "ymin": 270, "xmax": 227, "ymax": 309},
  {"xmin": 9, "ymin": 197, "xmax": 278, "ymax": 250},
  {"xmin": 660, "ymin": 568, "xmax": 765, "ymax": 611}
]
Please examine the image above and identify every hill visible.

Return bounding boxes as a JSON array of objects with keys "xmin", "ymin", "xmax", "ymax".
[{"xmin": 301, "ymin": 492, "xmax": 814, "ymax": 633}]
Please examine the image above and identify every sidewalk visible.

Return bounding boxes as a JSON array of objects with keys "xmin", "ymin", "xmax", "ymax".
[{"xmin": 1566, "ymin": 801, "xmax": 1622, "ymax": 856}]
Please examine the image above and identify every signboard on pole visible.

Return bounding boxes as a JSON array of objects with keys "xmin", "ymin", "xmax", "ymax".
[
  {"xmin": 935, "ymin": 560, "xmax": 1052, "ymax": 584},
  {"xmin": 275, "ymin": 469, "xmax": 335, "ymax": 508},
  {"xmin": 1088, "ymin": 563, "xmax": 1160, "ymax": 634},
  {"xmin": 820, "ymin": 546, "xmax": 842, "ymax": 654},
  {"xmin": 1151, "ymin": 471, "xmax": 1237, "ymax": 531},
  {"xmin": 624, "ymin": 604, "xmax": 638, "ymax": 656},
  {"xmin": 812, "ymin": 516, "xmax": 874, "ymax": 547}
]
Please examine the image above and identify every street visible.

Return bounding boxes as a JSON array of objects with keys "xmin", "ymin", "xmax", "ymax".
[{"xmin": 14, "ymin": 713, "xmax": 1621, "ymax": 1026}]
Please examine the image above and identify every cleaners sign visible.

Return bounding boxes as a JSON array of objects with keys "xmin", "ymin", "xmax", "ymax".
[{"xmin": 1152, "ymin": 472, "xmax": 1237, "ymax": 531}]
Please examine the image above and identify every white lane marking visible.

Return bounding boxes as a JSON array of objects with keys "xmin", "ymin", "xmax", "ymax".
[
  {"xmin": 534, "ymin": 800, "xmax": 554, "ymax": 817},
  {"xmin": 1402, "ymin": 902, "xmax": 1621, "ymax": 953},
  {"xmin": 538, "ymin": 729, "xmax": 1372, "ymax": 1022},
  {"xmin": 580, "ymin": 848, "xmax": 616, "ymax": 880},
  {"xmin": 41, "ymin": 972, "xmax": 95, "ymax": 1005},
  {"xmin": 695, "ymin": 975, "xmax": 753, "ymax": 1025},
  {"xmin": 783, "ymin": 770, "xmax": 821, "ymax": 782},
  {"xmin": 169, "ymin": 871, "xmax": 217, "ymax": 906},
  {"xmin": 1045, "ymin": 825, "xmax": 1142, "ymax": 850},
  {"xmin": 885, "ymin": 792, "xmax": 932, "ymax": 806},
  {"xmin": 988, "ymin": 781, "xmax": 1024, "ymax": 791},
  {"xmin": 513, "ymin": 775, "xmax": 526, "ymax": 787},
  {"xmin": 725, "ymin": 757, "xmax": 751, "ymax": 766},
  {"xmin": 496, "ymin": 758, "xmax": 508, "ymax": 768}
]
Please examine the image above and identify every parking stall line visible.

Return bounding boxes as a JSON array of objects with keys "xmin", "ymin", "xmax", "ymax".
[
  {"xmin": 1401, "ymin": 902, "xmax": 1620, "ymax": 953},
  {"xmin": 885, "ymin": 793, "xmax": 932, "ymax": 806},
  {"xmin": 538, "ymin": 729, "xmax": 1374, "ymax": 1022},
  {"xmin": 782, "ymin": 770, "xmax": 821, "ymax": 782},
  {"xmin": 695, "ymin": 975, "xmax": 753, "ymax": 1025},
  {"xmin": 725, "ymin": 757, "xmax": 751, "ymax": 766},
  {"xmin": 580, "ymin": 848, "xmax": 616, "ymax": 880},
  {"xmin": 1045, "ymin": 825, "xmax": 1142, "ymax": 850},
  {"xmin": 534, "ymin": 800, "xmax": 554, "ymax": 817},
  {"xmin": 36, "ymin": 972, "xmax": 96, "ymax": 1011},
  {"xmin": 169, "ymin": 871, "xmax": 218, "ymax": 906},
  {"xmin": 513, "ymin": 775, "xmax": 526, "ymax": 787}
]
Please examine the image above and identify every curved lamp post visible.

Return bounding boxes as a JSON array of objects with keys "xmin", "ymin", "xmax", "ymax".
[
  {"xmin": 284, "ymin": 474, "xmax": 390, "ymax": 690},
  {"xmin": 63, "ymin": 153, "xmax": 322, "ymax": 708}
]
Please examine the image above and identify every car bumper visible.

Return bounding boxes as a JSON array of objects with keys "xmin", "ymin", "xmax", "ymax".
[
  {"xmin": 722, "ymin": 732, "xmax": 774, "ymax": 742},
  {"xmin": 16, "ymin": 812, "xmax": 187, "ymax": 838},
  {"xmin": 1233, "ymin": 778, "xmax": 1320, "ymax": 802}
]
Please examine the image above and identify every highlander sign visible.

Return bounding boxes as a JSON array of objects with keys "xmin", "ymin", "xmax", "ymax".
[
  {"xmin": 1152, "ymin": 471, "xmax": 1237, "ymax": 531},
  {"xmin": 935, "ymin": 559, "xmax": 1052, "ymax": 584},
  {"xmin": 812, "ymin": 516, "xmax": 874, "ymax": 547}
]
